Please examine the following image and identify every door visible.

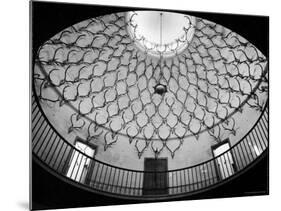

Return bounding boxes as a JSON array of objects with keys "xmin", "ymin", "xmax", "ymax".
[
  {"xmin": 66, "ymin": 141, "xmax": 96, "ymax": 184},
  {"xmin": 143, "ymin": 158, "xmax": 168, "ymax": 195},
  {"xmin": 212, "ymin": 141, "xmax": 235, "ymax": 180}
]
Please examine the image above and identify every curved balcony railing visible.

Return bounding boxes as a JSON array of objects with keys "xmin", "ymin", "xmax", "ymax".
[{"xmin": 32, "ymin": 90, "xmax": 268, "ymax": 200}]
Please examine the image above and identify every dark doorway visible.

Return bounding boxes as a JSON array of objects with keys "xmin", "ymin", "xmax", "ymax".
[{"xmin": 143, "ymin": 158, "xmax": 168, "ymax": 195}]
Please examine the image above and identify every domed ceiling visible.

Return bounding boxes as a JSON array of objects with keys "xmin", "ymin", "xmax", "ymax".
[{"xmin": 33, "ymin": 11, "xmax": 268, "ymax": 167}]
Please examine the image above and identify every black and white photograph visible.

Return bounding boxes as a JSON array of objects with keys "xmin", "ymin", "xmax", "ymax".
[
  {"xmin": 5, "ymin": 0, "xmax": 281, "ymax": 211},
  {"xmin": 30, "ymin": 1, "xmax": 269, "ymax": 210}
]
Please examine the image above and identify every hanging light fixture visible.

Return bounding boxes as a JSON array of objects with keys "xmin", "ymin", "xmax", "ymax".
[{"xmin": 154, "ymin": 12, "xmax": 167, "ymax": 96}]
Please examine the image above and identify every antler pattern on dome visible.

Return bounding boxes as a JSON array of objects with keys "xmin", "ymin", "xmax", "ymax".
[{"xmin": 34, "ymin": 12, "xmax": 268, "ymax": 158}]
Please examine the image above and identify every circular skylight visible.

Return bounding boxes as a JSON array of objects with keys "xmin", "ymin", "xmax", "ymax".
[{"xmin": 126, "ymin": 11, "xmax": 196, "ymax": 58}]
